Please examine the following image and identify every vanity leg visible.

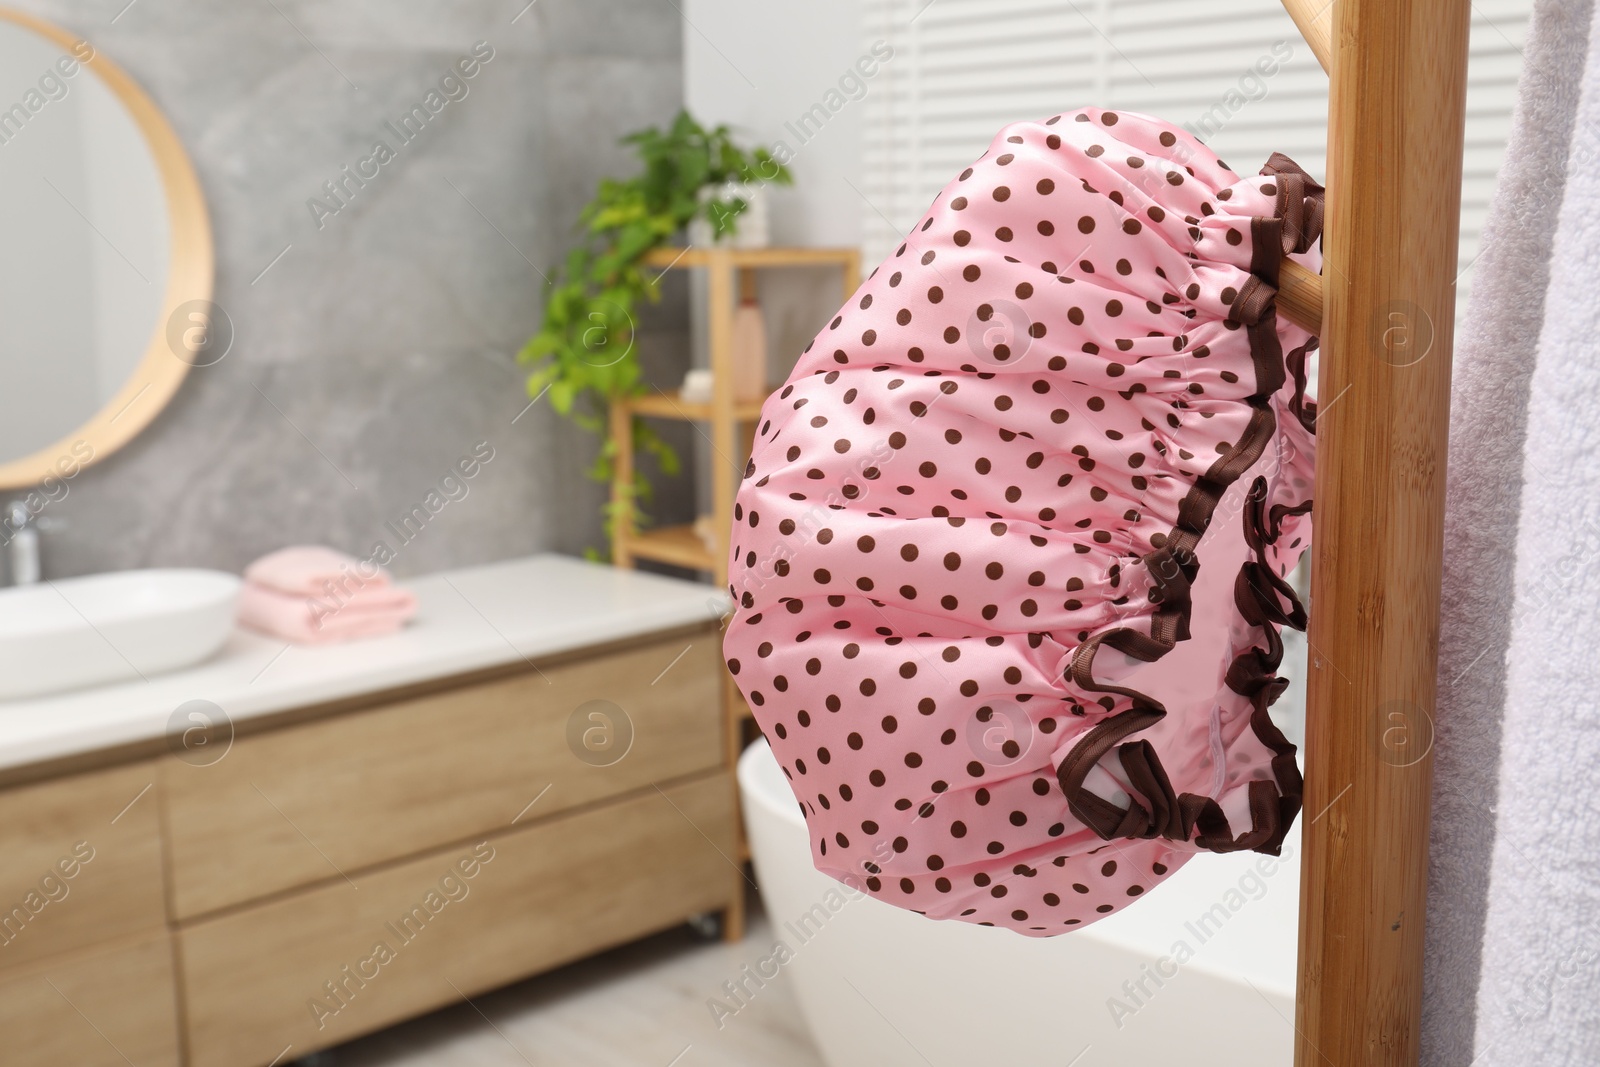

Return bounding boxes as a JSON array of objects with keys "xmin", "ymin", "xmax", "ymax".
[
  {"xmin": 723, "ymin": 873, "xmax": 748, "ymax": 942},
  {"xmin": 721, "ymin": 670, "xmax": 750, "ymax": 943}
]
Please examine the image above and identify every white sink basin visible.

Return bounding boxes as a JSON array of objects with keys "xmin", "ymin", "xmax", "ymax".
[{"xmin": 0, "ymin": 569, "xmax": 242, "ymax": 699}]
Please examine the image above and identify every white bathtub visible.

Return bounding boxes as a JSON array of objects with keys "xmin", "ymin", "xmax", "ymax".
[{"xmin": 739, "ymin": 737, "xmax": 1300, "ymax": 1066}]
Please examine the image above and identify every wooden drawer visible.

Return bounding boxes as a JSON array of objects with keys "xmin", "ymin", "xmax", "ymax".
[
  {"xmin": 0, "ymin": 761, "xmax": 166, "ymax": 974},
  {"xmin": 179, "ymin": 770, "xmax": 735, "ymax": 1067},
  {"xmin": 0, "ymin": 929, "xmax": 180, "ymax": 1066},
  {"xmin": 162, "ymin": 632, "xmax": 723, "ymax": 918}
]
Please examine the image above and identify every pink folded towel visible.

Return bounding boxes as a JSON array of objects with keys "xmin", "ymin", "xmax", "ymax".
[
  {"xmin": 238, "ymin": 547, "xmax": 417, "ymax": 645},
  {"xmin": 237, "ymin": 582, "xmax": 417, "ymax": 644},
  {"xmin": 244, "ymin": 545, "xmax": 392, "ymax": 599}
]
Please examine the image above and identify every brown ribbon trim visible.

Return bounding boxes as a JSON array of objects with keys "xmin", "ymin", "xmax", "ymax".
[
  {"xmin": 1055, "ymin": 153, "xmax": 1324, "ymax": 856},
  {"xmin": 1056, "ymin": 704, "xmax": 1166, "ymax": 838},
  {"xmin": 1285, "ymin": 338, "xmax": 1319, "ymax": 432}
]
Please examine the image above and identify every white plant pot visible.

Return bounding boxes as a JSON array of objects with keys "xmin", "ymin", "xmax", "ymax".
[{"xmin": 688, "ymin": 181, "xmax": 770, "ymax": 249}]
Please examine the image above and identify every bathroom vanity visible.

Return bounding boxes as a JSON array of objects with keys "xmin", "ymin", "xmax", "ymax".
[{"xmin": 0, "ymin": 554, "xmax": 737, "ymax": 1067}]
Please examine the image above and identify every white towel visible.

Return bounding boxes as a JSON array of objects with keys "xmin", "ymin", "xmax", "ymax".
[
  {"xmin": 1423, "ymin": 0, "xmax": 1597, "ymax": 1062},
  {"xmin": 1470, "ymin": 2, "xmax": 1600, "ymax": 1061}
]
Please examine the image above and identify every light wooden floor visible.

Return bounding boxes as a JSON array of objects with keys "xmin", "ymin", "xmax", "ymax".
[{"xmin": 310, "ymin": 895, "xmax": 827, "ymax": 1067}]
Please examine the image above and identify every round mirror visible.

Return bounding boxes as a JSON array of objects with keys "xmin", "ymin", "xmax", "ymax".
[{"xmin": 0, "ymin": 9, "xmax": 211, "ymax": 489}]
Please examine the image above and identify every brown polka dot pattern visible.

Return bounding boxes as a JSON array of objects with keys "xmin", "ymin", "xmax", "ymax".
[{"xmin": 724, "ymin": 107, "xmax": 1320, "ymax": 936}]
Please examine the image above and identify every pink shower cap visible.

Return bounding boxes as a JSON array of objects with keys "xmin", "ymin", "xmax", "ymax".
[{"xmin": 725, "ymin": 107, "xmax": 1321, "ymax": 935}]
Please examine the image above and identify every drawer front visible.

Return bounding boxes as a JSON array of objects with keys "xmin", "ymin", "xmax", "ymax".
[
  {"xmin": 179, "ymin": 771, "xmax": 735, "ymax": 1067},
  {"xmin": 0, "ymin": 930, "xmax": 181, "ymax": 1066},
  {"xmin": 0, "ymin": 761, "xmax": 166, "ymax": 975},
  {"xmin": 163, "ymin": 631, "xmax": 723, "ymax": 918}
]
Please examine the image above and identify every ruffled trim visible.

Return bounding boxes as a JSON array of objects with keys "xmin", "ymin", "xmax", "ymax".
[{"xmin": 1054, "ymin": 154, "xmax": 1322, "ymax": 856}]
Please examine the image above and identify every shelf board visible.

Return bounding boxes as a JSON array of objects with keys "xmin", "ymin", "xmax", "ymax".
[
  {"xmin": 644, "ymin": 246, "xmax": 859, "ymax": 270},
  {"xmin": 622, "ymin": 390, "xmax": 766, "ymax": 423},
  {"xmin": 625, "ymin": 523, "xmax": 718, "ymax": 572}
]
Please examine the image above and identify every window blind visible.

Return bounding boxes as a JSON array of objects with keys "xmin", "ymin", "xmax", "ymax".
[{"xmin": 862, "ymin": 0, "xmax": 1531, "ymax": 312}]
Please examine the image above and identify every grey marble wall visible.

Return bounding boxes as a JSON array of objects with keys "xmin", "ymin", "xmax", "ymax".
[{"xmin": 8, "ymin": 0, "xmax": 692, "ymax": 579}]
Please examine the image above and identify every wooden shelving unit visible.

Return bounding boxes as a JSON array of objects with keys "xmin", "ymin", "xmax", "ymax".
[
  {"xmin": 624, "ymin": 390, "xmax": 767, "ymax": 423},
  {"xmin": 610, "ymin": 244, "xmax": 860, "ymax": 591},
  {"xmin": 608, "ymin": 245, "xmax": 861, "ymax": 925}
]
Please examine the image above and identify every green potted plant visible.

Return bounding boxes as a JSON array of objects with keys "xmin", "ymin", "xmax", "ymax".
[{"xmin": 520, "ymin": 110, "xmax": 791, "ymax": 556}]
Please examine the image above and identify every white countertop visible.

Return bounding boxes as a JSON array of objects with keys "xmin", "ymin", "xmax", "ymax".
[{"xmin": 0, "ymin": 554, "xmax": 728, "ymax": 772}]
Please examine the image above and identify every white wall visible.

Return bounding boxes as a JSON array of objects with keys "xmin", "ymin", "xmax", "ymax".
[
  {"xmin": 682, "ymin": 0, "xmax": 886, "ymax": 384},
  {"xmin": 682, "ymin": 0, "xmax": 872, "ymax": 249}
]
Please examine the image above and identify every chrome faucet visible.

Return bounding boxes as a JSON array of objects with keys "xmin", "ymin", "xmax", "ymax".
[{"xmin": 4, "ymin": 501, "xmax": 41, "ymax": 585}]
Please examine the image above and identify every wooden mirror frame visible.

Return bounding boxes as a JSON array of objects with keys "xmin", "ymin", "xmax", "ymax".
[{"xmin": 0, "ymin": 8, "xmax": 212, "ymax": 490}]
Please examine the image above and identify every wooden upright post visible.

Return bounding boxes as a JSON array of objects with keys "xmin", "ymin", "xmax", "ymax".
[
  {"xmin": 1296, "ymin": 2, "xmax": 1471, "ymax": 1064},
  {"xmin": 707, "ymin": 248, "xmax": 737, "ymax": 591}
]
